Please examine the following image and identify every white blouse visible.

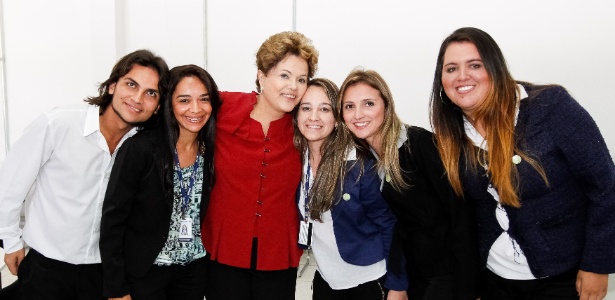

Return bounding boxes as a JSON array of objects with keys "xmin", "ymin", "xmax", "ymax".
[{"xmin": 464, "ymin": 85, "xmax": 537, "ymax": 280}]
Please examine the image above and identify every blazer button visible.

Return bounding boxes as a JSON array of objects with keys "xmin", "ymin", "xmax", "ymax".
[
  {"xmin": 512, "ymin": 154, "xmax": 522, "ymax": 164},
  {"xmin": 342, "ymin": 193, "xmax": 351, "ymax": 201}
]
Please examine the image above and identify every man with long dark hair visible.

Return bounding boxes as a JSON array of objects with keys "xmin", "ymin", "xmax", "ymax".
[{"xmin": 0, "ymin": 49, "xmax": 168, "ymax": 299}]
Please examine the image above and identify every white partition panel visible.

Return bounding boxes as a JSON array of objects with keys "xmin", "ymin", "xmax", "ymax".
[
  {"xmin": 206, "ymin": 0, "xmax": 294, "ymax": 92},
  {"xmin": 3, "ymin": 0, "xmax": 613, "ymax": 156},
  {"xmin": 121, "ymin": 0, "xmax": 206, "ymax": 68},
  {"xmin": 297, "ymin": 0, "xmax": 615, "ymax": 155},
  {"xmin": 3, "ymin": 1, "xmax": 103, "ymax": 146},
  {"xmin": 0, "ymin": 0, "xmax": 6, "ymax": 160}
]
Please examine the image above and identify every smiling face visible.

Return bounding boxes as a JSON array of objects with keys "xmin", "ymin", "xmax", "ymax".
[
  {"xmin": 257, "ymin": 54, "xmax": 309, "ymax": 117},
  {"xmin": 341, "ymin": 82, "xmax": 385, "ymax": 148},
  {"xmin": 108, "ymin": 64, "xmax": 161, "ymax": 125},
  {"xmin": 441, "ymin": 42, "xmax": 491, "ymax": 119},
  {"xmin": 297, "ymin": 85, "xmax": 336, "ymax": 150},
  {"xmin": 172, "ymin": 76, "xmax": 212, "ymax": 138}
]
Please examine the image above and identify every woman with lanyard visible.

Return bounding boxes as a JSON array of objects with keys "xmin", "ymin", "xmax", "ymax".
[
  {"xmin": 294, "ymin": 78, "xmax": 403, "ymax": 299},
  {"xmin": 100, "ymin": 65, "xmax": 221, "ymax": 300}
]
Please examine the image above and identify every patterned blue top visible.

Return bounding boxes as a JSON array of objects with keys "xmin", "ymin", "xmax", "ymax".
[{"xmin": 154, "ymin": 155, "xmax": 206, "ymax": 266}]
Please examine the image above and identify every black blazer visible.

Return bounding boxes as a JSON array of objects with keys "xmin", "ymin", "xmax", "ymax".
[
  {"xmin": 382, "ymin": 126, "xmax": 479, "ymax": 300},
  {"xmin": 100, "ymin": 129, "xmax": 211, "ymax": 298}
]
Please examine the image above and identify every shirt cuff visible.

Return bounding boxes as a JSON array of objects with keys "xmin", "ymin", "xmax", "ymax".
[{"xmin": 2, "ymin": 237, "xmax": 24, "ymax": 254}]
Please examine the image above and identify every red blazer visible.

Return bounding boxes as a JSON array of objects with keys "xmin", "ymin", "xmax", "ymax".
[{"xmin": 202, "ymin": 92, "xmax": 302, "ymax": 270}]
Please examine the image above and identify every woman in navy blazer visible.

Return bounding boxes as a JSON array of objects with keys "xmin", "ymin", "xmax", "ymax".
[
  {"xmin": 294, "ymin": 78, "xmax": 403, "ymax": 300},
  {"xmin": 430, "ymin": 27, "xmax": 615, "ymax": 300},
  {"xmin": 100, "ymin": 65, "xmax": 221, "ymax": 300}
]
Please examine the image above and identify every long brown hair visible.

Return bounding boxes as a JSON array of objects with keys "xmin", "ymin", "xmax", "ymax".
[
  {"xmin": 429, "ymin": 27, "xmax": 547, "ymax": 207},
  {"xmin": 293, "ymin": 78, "xmax": 357, "ymax": 221},
  {"xmin": 85, "ymin": 49, "xmax": 168, "ymax": 112}
]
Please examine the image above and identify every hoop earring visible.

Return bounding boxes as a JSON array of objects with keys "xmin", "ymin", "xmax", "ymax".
[{"xmin": 439, "ymin": 88, "xmax": 446, "ymax": 103}]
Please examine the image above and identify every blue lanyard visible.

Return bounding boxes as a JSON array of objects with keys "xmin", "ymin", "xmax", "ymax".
[
  {"xmin": 303, "ymin": 161, "xmax": 311, "ymax": 222},
  {"xmin": 173, "ymin": 149, "xmax": 200, "ymax": 218}
]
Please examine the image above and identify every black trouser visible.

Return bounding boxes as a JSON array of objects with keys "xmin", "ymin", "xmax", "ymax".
[
  {"xmin": 312, "ymin": 271, "xmax": 386, "ymax": 300},
  {"xmin": 18, "ymin": 248, "xmax": 104, "ymax": 300},
  {"xmin": 126, "ymin": 257, "xmax": 208, "ymax": 300},
  {"xmin": 482, "ymin": 268, "xmax": 579, "ymax": 300},
  {"xmin": 406, "ymin": 274, "xmax": 453, "ymax": 300},
  {"xmin": 0, "ymin": 277, "xmax": 20, "ymax": 299},
  {"xmin": 206, "ymin": 259, "xmax": 297, "ymax": 300}
]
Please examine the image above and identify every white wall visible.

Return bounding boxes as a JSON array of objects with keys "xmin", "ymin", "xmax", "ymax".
[
  {"xmin": 0, "ymin": 0, "xmax": 6, "ymax": 159},
  {"xmin": 297, "ymin": 0, "xmax": 615, "ymax": 154},
  {"xmin": 2, "ymin": 0, "xmax": 614, "ymax": 163}
]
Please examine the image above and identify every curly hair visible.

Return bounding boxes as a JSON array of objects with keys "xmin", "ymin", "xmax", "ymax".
[{"xmin": 255, "ymin": 31, "xmax": 318, "ymax": 91}]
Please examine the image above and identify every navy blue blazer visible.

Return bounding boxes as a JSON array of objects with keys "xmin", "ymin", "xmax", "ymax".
[
  {"xmin": 297, "ymin": 153, "xmax": 406, "ymax": 290},
  {"xmin": 462, "ymin": 83, "xmax": 615, "ymax": 277}
]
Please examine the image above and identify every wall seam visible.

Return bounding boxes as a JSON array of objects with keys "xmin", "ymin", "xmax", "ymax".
[{"xmin": 0, "ymin": 0, "xmax": 9, "ymax": 154}]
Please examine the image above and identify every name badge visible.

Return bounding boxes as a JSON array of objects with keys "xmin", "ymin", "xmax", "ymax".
[
  {"xmin": 178, "ymin": 217, "xmax": 193, "ymax": 242},
  {"xmin": 298, "ymin": 221, "xmax": 312, "ymax": 247}
]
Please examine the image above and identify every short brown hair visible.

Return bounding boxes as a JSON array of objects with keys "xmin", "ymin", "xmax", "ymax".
[{"xmin": 255, "ymin": 31, "xmax": 318, "ymax": 91}]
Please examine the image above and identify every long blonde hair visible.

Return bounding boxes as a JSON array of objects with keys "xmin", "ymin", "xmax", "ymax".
[{"xmin": 339, "ymin": 69, "xmax": 409, "ymax": 192}]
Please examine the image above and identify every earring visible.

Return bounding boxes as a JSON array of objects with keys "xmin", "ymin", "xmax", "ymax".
[{"xmin": 439, "ymin": 88, "xmax": 447, "ymax": 103}]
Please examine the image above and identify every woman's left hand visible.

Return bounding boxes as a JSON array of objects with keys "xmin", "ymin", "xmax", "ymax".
[
  {"xmin": 387, "ymin": 290, "xmax": 408, "ymax": 300},
  {"xmin": 576, "ymin": 270, "xmax": 608, "ymax": 300}
]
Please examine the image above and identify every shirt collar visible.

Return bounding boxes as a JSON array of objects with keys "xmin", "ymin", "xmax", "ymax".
[
  {"xmin": 397, "ymin": 124, "xmax": 408, "ymax": 149},
  {"xmin": 83, "ymin": 105, "xmax": 101, "ymax": 137},
  {"xmin": 369, "ymin": 124, "xmax": 408, "ymax": 160},
  {"xmin": 83, "ymin": 105, "xmax": 138, "ymax": 139},
  {"xmin": 463, "ymin": 84, "xmax": 528, "ymax": 150}
]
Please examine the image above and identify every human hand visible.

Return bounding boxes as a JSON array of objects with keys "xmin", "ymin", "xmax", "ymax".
[
  {"xmin": 576, "ymin": 270, "xmax": 608, "ymax": 300},
  {"xmin": 109, "ymin": 295, "xmax": 132, "ymax": 300},
  {"xmin": 4, "ymin": 248, "xmax": 25, "ymax": 275},
  {"xmin": 387, "ymin": 290, "xmax": 408, "ymax": 300}
]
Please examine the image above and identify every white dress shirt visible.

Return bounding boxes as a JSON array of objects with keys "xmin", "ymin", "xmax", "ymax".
[{"xmin": 0, "ymin": 103, "xmax": 136, "ymax": 264}]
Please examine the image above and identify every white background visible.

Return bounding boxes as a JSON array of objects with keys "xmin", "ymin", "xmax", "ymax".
[
  {"xmin": 1, "ymin": 1, "xmax": 614, "ymax": 161},
  {"xmin": 0, "ymin": 0, "xmax": 614, "ymax": 297}
]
